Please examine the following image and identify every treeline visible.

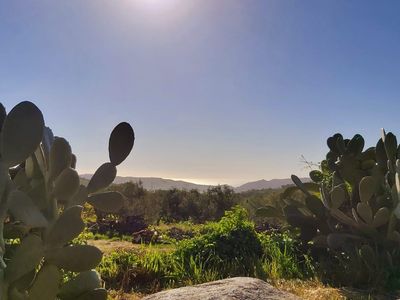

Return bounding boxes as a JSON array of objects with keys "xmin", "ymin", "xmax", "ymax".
[{"xmin": 105, "ymin": 181, "xmax": 283, "ymax": 224}]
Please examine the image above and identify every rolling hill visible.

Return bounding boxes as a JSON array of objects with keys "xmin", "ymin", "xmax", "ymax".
[
  {"xmin": 80, "ymin": 175, "xmax": 309, "ymax": 192},
  {"xmin": 234, "ymin": 178, "xmax": 309, "ymax": 192}
]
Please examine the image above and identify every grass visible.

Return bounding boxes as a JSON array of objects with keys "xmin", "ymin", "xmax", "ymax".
[
  {"xmin": 259, "ymin": 232, "xmax": 315, "ymax": 280},
  {"xmin": 153, "ymin": 220, "xmax": 204, "ymax": 233}
]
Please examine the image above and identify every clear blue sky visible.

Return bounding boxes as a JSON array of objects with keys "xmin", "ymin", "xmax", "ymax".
[{"xmin": 1, "ymin": 0, "xmax": 400, "ymax": 185}]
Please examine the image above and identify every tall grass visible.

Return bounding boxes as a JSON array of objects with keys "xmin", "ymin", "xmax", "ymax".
[
  {"xmin": 259, "ymin": 233, "xmax": 315, "ymax": 280},
  {"xmin": 96, "ymin": 207, "xmax": 317, "ymax": 294}
]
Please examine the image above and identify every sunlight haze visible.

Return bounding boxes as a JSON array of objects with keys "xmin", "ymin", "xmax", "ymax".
[{"xmin": 1, "ymin": 0, "xmax": 400, "ymax": 185}]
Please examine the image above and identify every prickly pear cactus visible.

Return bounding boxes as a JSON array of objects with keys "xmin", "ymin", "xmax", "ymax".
[
  {"xmin": 257, "ymin": 130, "xmax": 400, "ymax": 285},
  {"xmin": 0, "ymin": 101, "xmax": 135, "ymax": 299}
]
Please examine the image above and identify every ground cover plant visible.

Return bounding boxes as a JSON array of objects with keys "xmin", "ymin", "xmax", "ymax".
[{"xmin": 0, "ymin": 101, "xmax": 134, "ymax": 299}]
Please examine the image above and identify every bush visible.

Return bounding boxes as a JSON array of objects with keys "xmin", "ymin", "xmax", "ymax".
[
  {"xmin": 94, "ymin": 206, "xmax": 319, "ymax": 295},
  {"xmin": 259, "ymin": 231, "xmax": 315, "ymax": 280},
  {"xmin": 98, "ymin": 249, "xmax": 172, "ymax": 293},
  {"xmin": 174, "ymin": 206, "xmax": 263, "ymax": 277}
]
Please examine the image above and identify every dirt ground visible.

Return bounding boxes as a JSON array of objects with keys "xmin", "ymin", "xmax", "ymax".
[
  {"xmin": 87, "ymin": 239, "xmax": 174, "ymax": 254},
  {"xmin": 87, "ymin": 239, "xmax": 141, "ymax": 254}
]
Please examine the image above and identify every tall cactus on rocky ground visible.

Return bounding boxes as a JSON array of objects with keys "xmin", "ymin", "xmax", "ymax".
[
  {"xmin": 0, "ymin": 101, "xmax": 135, "ymax": 299},
  {"xmin": 257, "ymin": 131, "xmax": 400, "ymax": 285}
]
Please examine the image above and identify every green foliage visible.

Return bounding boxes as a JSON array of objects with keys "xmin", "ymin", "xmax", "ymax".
[
  {"xmin": 0, "ymin": 101, "xmax": 134, "ymax": 299},
  {"xmin": 95, "ymin": 207, "xmax": 316, "ymax": 294},
  {"xmin": 259, "ymin": 232, "xmax": 315, "ymax": 280},
  {"xmin": 103, "ymin": 183, "xmax": 237, "ymax": 226},
  {"xmin": 258, "ymin": 130, "xmax": 400, "ymax": 289},
  {"xmin": 174, "ymin": 206, "xmax": 263, "ymax": 277}
]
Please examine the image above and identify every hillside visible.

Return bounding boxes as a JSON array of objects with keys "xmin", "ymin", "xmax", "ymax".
[
  {"xmin": 234, "ymin": 178, "xmax": 310, "ymax": 193},
  {"xmin": 80, "ymin": 175, "xmax": 309, "ymax": 192},
  {"xmin": 80, "ymin": 175, "xmax": 213, "ymax": 192}
]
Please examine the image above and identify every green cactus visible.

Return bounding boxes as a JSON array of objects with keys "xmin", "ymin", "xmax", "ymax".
[
  {"xmin": 0, "ymin": 101, "xmax": 135, "ymax": 299},
  {"xmin": 257, "ymin": 131, "xmax": 400, "ymax": 286}
]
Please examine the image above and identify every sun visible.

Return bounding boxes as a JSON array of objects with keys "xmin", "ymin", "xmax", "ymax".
[{"xmin": 138, "ymin": 0, "xmax": 179, "ymax": 12}]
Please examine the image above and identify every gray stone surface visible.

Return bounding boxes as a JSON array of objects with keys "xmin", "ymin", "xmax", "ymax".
[{"xmin": 142, "ymin": 277, "xmax": 300, "ymax": 300}]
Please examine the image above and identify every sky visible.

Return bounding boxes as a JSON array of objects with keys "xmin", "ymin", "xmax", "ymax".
[{"xmin": 1, "ymin": 0, "xmax": 400, "ymax": 186}]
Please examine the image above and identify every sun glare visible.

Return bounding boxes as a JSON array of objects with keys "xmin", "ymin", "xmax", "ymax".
[{"xmin": 137, "ymin": 0, "xmax": 179, "ymax": 13}]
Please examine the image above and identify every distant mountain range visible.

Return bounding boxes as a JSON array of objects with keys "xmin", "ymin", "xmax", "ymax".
[
  {"xmin": 234, "ymin": 178, "xmax": 308, "ymax": 193},
  {"xmin": 80, "ymin": 175, "xmax": 310, "ymax": 193}
]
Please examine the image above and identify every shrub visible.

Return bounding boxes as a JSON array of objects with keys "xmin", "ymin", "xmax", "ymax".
[
  {"xmin": 174, "ymin": 206, "xmax": 263, "ymax": 277},
  {"xmin": 259, "ymin": 231, "xmax": 315, "ymax": 280}
]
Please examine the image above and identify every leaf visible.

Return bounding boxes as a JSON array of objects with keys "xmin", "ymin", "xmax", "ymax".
[
  {"xmin": 48, "ymin": 137, "xmax": 72, "ymax": 181},
  {"xmin": 291, "ymin": 175, "xmax": 311, "ymax": 196},
  {"xmin": 283, "ymin": 205, "xmax": 314, "ymax": 227},
  {"xmin": 8, "ymin": 190, "xmax": 48, "ymax": 228},
  {"xmin": 327, "ymin": 233, "xmax": 362, "ymax": 250},
  {"xmin": 87, "ymin": 191, "xmax": 124, "ymax": 213},
  {"xmin": 58, "ymin": 270, "xmax": 102, "ymax": 300},
  {"xmin": 42, "ymin": 126, "xmax": 54, "ymax": 160},
  {"xmin": 11, "ymin": 269, "xmax": 36, "ymax": 291},
  {"xmin": 69, "ymin": 185, "xmax": 88, "ymax": 207},
  {"xmin": 282, "ymin": 198, "xmax": 306, "ymax": 208},
  {"xmin": 388, "ymin": 230, "xmax": 400, "ymax": 242},
  {"xmin": 372, "ymin": 207, "xmax": 390, "ymax": 228},
  {"xmin": 309, "ymin": 170, "xmax": 323, "ymax": 183},
  {"xmin": 25, "ymin": 155, "xmax": 40, "ymax": 179},
  {"xmin": 45, "ymin": 245, "xmax": 103, "ymax": 272},
  {"xmin": 46, "ymin": 206, "xmax": 85, "ymax": 248},
  {"xmin": 0, "ymin": 102, "xmax": 6, "ymax": 131},
  {"xmin": 346, "ymin": 134, "xmax": 364, "ymax": 155},
  {"xmin": 108, "ymin": 122, "xmax": 134, "ymax": 166},
  {"xmin": 330, "ymin": 208, "xmax": 357, "ymax": 227},
  {"xmin": 12, "ymin": 168, "xmax": 30, "ymax": 190},
  {"xmin": 27, "ymin": 179, "xmax": 47, "ymax": 210},
  {"xmin": 384, "ymin": 132, "xmax": 398, "ymax": 162},
  {"xmin": 54, "ymin": 167, "xmax": 80, "ymax": 202},
  {"xmin": 352, "ymin": 208, "xmax": 364, "ymax": 225},
  {"xmin": 34, "ymin": 145, "xmax": 47, "ymax": 178},
  {"xmin": 1, "ymin": 101, "xmax": 44, "ymax": 167},
  {"xmin": 281, "ymin": 182, "xmax": 319, "ymax": 200},
  {"xmin": 71, "ymin": 153, "xmax": 77, "ymax": 169},
  {"xmin": 87, "ymin": 162, "xmax": 116, "ymax": 193},
  {"xmin": 305, "ymin": 195, "xmax": 325, "ymax": 218},
  {"xmin": 28, "ymin": 265, "xmax": 61, "ymax": 300},
  {"xmin": 255, "ymin": 206, "xmax": 283, "ymax": 218},
  {"xmin": 357, "ymin": 202, "xmax": 373, "ymax": 224},
  {"xmin": 359, "ymin": 176, "xmax": 375, "ymax": 203},
  {"xmin": 312, "ymin": 235, "xmax": 328, "ymax": 247},
  {"xmin": 327, "ymin": 133, "xmax": 343, "ymax": 153},
  {"xmin": 3, "ymin": 223, "xmax": 30, "ymax": 239},
  {"xmin": 359, "ymin": 245, "xmax": 375, "ymax": 263},
  {"xmin": 376, "ymin": 138, "xmax": 388, "ymax": 171},
  {"xmin": 5, "ymin": 235, "xmax": 44, "ymax": 283},
  {"xmin": 335, "ymin": 135, "xmax": 346, "ymax": 154},
  {"xmin": 330, "ymin": 185, "xmax": 347, "ymax": 209},
  {"xmin": 320, "ymin": 184, "xmax": 331, "ymax": 208}
]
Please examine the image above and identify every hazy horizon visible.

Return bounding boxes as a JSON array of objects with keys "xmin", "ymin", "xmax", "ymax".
[
  {"xmin": 2, "ymin": 0, "xmax": 400, "ymax": 185},
  {"xmin": 79, "ymin": 173, "xmax": 309, "ymax": 187}
]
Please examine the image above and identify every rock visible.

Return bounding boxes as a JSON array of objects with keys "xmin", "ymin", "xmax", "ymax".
[{"xmin": 142, "ymin": 277, "xmax": 300, "ymax": 300}]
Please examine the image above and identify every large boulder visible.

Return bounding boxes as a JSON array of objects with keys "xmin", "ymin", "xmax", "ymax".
[{"xmin": 142, "ymin": 277, "xmax": 300, "ymax": 300}]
